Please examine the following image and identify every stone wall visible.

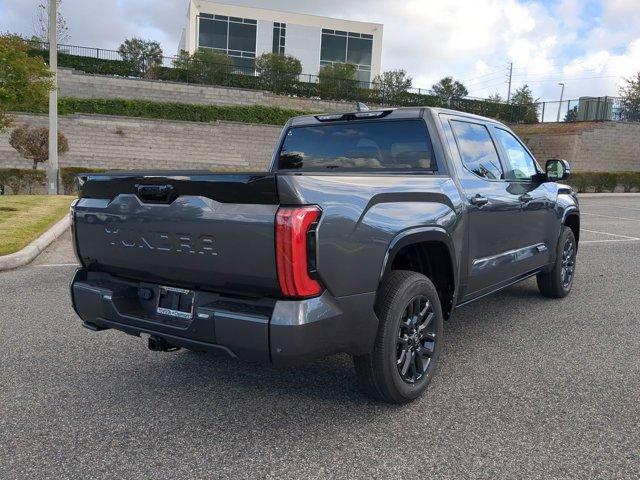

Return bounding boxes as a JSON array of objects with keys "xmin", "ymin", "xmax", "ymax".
[
  {"xmin": 512, "ymin": 121, "xmax": 640, "ymax": 172},
  {"xmin": 0, "ymin": 113, "xmax": 281, "ymax": 171},
  {"xmin": 57, "ymin": 68, "xmax": 355, "ymax": 113}
]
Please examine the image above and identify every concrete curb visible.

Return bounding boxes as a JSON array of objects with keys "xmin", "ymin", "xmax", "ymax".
[
  {"xmin": 579, "ymin": 193, "xmax": 640, "ymax": 198},
  {"xmin": 0, "ymin": 216, "xmax": 71, "ymax": 272}
]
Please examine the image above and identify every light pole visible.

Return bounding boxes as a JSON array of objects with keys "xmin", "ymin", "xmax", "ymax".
[
  {"xmin": 47, "ymin": 0, "xmax": 59, "ymax": 194},
  {"xmin": 556, "ymin": 82, "xmax": 565, "ymax": 122}
]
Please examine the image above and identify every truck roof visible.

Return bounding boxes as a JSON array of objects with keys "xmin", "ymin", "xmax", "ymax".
[{"xmin": 288, "ymin": 106, "xmax": 505, "ymax": 127}]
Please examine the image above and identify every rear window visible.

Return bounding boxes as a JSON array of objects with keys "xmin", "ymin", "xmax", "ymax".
[{"xmin": 277, "ymin": 120, "xmax": 436, "ymax": 171}]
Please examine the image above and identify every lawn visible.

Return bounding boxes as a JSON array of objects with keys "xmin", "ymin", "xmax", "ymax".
[{"xmin": 0, "ymin": 195, "xmax": 75, "ymax": 256}]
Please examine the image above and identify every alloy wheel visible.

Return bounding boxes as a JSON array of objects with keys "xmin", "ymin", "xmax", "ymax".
[
  {"xmin": 396, "ymin": 295, "xmax": 436, "ymax": 384},
  {"xmin": 560, "ymin": 238, "xmax": 576, "ymax": 288}
]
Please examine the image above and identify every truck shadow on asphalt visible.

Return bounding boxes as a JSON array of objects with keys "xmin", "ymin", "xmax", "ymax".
[{"xmin": 105, "ymin": 279, "xmax": 548, "ymax": 408}]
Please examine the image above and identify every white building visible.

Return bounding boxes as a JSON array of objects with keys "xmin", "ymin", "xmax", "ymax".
[{"xmin": 179, "ymin": 1, "xmax": 383, "ymax": 83}]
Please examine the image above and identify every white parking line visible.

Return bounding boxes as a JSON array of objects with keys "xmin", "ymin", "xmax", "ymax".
[
  {"xmin": 581, "ymin": 239, "xmax": 640, "ymax": 244},
  {"xmin": 32, "ymin": 263, "xmax": 79, "ymax": 268},
  {"xmin": 581, "ymin": 212, "xmax": 640, "ymax": 222},
  {"xmin": 580, "ymin": 203, "xmax": 640, "ymax": 212},
  {"xmin": 581, "ymin": 228, "xmax": 640, "ymax": 240}
]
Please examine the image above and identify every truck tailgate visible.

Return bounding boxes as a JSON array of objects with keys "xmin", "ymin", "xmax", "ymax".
[{"xmin": 74, "ymin": 172, "xmax": 280, "ymax": 297}]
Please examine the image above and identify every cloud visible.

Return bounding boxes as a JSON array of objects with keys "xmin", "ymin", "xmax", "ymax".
[{"xmin": 0, "ymin": 0, "xmax": 638, "ymax": 101}]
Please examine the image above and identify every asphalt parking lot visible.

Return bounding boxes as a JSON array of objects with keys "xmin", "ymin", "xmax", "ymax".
[{"xmin": 1, "ymin": 195, "xmax": 639, "ymax": 480}]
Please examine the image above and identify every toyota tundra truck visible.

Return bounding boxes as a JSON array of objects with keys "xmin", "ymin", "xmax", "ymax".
[{"xmin": 70, "ymin": 107, "xmax": 580, "ymax": 404}]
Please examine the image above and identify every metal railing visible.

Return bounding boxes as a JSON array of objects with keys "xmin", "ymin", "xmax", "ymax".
[{"xmin": 29, "ymin": 41, "xmax": 639, "ymax": 124}]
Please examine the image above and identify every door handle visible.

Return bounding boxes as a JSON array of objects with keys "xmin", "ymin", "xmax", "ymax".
[
  {"xmin": 519, "ymin": 193, "xmax": 533, "ymax": 203},
  {"xmin": 469, "ymin": 194, "xmax": 489, "ymax": 207}
]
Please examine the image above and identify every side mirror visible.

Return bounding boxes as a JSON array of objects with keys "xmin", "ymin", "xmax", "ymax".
[{"xmin": 545, "ymin": 159, "xmax": 571, "ymax": 182}]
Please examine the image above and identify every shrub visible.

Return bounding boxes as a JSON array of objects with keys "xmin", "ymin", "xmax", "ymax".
[
  {"xmin": 170, "ymin": 49, "xmax": 234, "ymax": 85},
  {"xmin": 0, "ymin": 168, "xmax": 46, "ymax": 194},
  {"xmin": 318, "ymin": 63, "xmax": 358, "ymax": 100},
  {"xmin": 60, "ymin": 167, "xmax": 107, "ymax": 194},
  {"xmin": 617, "ymin": 172, "xmax": 640, "ymax": 193},
  {"xmin": 9, "ymin": 124, "xmax": 69, "ymax": 170},
  {"xmin": 592, "ymin": 172, "xmax": 618, "ymax": 193},
  {"xmin": 255, "ymin": 53, "xmax": 302, "ymax": 93},
  {"xmin": 118, "ymin": 37, "xmax": 163, "ymax": 77},
  {"xmin": 567, "ymin": 172, "xmax": 593, "ymax": 193}
]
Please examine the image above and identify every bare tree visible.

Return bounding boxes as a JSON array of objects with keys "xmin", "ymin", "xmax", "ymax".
[{"xmin": 34, "ymin": 0, "xmax": 70, "ymax": 44}]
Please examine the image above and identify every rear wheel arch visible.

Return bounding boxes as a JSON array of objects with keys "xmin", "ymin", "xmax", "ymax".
[{"xmin": 381, "ymin": 229, "xmax": 457, "ymax": 319}]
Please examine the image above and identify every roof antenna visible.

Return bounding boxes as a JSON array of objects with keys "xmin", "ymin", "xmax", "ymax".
[{"xmin": 356, "ymin": 102, "xmax": 370, "ymax": 112}]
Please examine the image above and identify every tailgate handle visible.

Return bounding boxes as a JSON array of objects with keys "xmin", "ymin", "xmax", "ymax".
[{"xmin": 136, "ymin": 184, "xmax": 175, "ymax": 203}]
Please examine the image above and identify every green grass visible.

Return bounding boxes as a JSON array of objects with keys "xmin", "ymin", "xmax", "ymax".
[{"xmin": 0, "ymin": 195, "xmax": 75, "ymax": 256}]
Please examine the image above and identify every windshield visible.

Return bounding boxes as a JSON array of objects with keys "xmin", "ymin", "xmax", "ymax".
[{"xmin": 277, "ymin": 120, "xmax": 436, "ymax": 171}]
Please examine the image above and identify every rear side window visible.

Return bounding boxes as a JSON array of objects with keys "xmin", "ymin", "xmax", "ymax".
[
  {"xmin": 277, "ymin": 120, "xmax": 435, "ymax": 171},
  {"xmin": 450, "ymin": 120, "xmax": 503, "ymax": 180}
]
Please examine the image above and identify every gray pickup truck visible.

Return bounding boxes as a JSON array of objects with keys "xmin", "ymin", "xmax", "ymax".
[{"xmin": 70, "ymin": 107, "xmax": 580, "ymax": 403}]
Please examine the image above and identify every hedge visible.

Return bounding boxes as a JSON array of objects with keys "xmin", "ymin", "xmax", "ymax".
[
  {"xmin": 0, "ymin": 167, "xmax": 106, "ymax": 195},
  {"xmin": 0, "ymin": 169, "xmax": 46, "ymax": 194},
  {"xmin": 567, "ymin": 171, "xmax": 640, "ymax": 193},
  {"xmin": 26, "ymin": 98, "xmax": 308, "ymax": 126}
]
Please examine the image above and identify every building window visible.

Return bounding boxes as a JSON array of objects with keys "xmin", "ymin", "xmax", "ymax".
[
  {"xmin": 273, "ymin": 22, "xmax": 286, "ymax": 54},
  {"xmin": 198, "ymin": 15, "xmax": 257, "ymax": 71},
  {"xmin": 320, "ymin": 29, "xmax": 373, "ymax": 82}
]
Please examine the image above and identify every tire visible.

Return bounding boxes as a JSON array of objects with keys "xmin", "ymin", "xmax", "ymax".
[
  {"xmin": 353, "ymin": 270, "xmax": 444, "ymax": 404},
  {"xmin": 537, "ymin": 226, "xmax": 577, "ymax": 298}
]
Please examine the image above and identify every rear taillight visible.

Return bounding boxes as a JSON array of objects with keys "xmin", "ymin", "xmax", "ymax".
[{"xmin": 275, "ymin": 206, "xmax": 323, "ymax": 298}]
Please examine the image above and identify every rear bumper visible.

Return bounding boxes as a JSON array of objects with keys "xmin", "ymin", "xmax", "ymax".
[{"xmin": 70, "ymin": 269, "xmax": 377, "ymax": 366}]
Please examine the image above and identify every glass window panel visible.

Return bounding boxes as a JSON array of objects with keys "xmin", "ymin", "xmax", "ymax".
[
  {"xmin": 321, "ymin": 33, "xmax": 347, "ymax": 62},
  {"xmin": 272, "ymin": 27, "xmax": 279, "ymax": 53},
  {"xmin": 228, "ymin": 21, "xmax": 256, "ymax": 52},
  {"xmin": 494, "ymin": 128, "xmax": 539, "ymax": 180},
  {"xmin": 278, "ymin": 120, "xmax": 435, "ymax": 171},
  {"xmin": 199, "ymin": 18, "xmax": 227, "ymax": 49},
  {"xmin": 229, "ymin": 16, "xmax": 243, "ymax": 23},
  {"xmin": 232, "ymin": 56, "xmax": 255, "ymax": 72},
  {"xmin": 214, "ymin": 15, "xmax": 228, "ymax": 20},
  {"xmin": 355, "ymin": 68, "xmax": 371, "ymax": 83},
  {"xmin": 450, "ymin": 121, "xmax": 503, "ymax": 180},
  {"xmin": 347, "ymin": 37, "xmax": 372, "ymax": 65},
  {"xmin": 200, "ymin": 13, "xmax": 214, "ymax": 19},
  {"xmin": 244, "ymin": 19, "xmax": 257, "ymax": 24},
  {"xmin": 335, "ymin": 30, "xmax": 348, "ymax": 36}
]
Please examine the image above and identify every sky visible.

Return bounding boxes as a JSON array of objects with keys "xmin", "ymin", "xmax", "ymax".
[{"xmin": 1, "ymin": 0, "xmax": 639, "ymax": 102}]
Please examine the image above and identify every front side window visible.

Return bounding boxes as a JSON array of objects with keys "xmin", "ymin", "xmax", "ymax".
[
  {"xmin": 494, "ymin": 128, "xmax": 539, "ymax": 181},
  {"xmin": 450, "ymin": 120, "xmax": 503, "ymax": 180},
  {"xmin": 278, "ymin": 120, "xmax": 435, "ymax": 171}
]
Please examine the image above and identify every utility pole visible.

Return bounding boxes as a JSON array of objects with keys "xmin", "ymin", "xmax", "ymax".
[
  {"xmin": 47, "ymin": 0, "xmax": 59, "ymax": 195},
  {"xmin": 506, "ymin": 62, "xmax": 513, "ymax": 103},
  {"xmin": 556, "ymin": 82, "xmax": 565, "ymax": 122}
]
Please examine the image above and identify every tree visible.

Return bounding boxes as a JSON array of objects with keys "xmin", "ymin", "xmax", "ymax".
[
  {"xmin": 619, "ymin": 72, "xmax": 640, "ymax": 121},
  {"xmin": 9, "ymin": 124, "xmax": 69, "ymax": 170},
  {"xmin": 564, "ymin": 105, "xmax": 578, "ymax": 122},
  {"xmin": 510, "ymin": 84, "xmax": 539, "ymax": 123},
  {"xmin": 318, "ymin": 63, "xmax": 358, "ymax": 100},
  {"xmin": 0, "ymin": 35, "xmax": 54, "ymax": 132},
  {"xmin": 118, "ymin": 37, "xmax": 163, "ymax": 76},
  {"xmin": 432, "ymin": 76, "xmax": 468, "ymax": 104},
  {"xmin": 487, "ymin": 92, "xmax": 503, "ymax": 103},
  {"xmin": 34, "ymin": 0, "xmax": 70, "ymax": 44},
  {"xmin": 172, "ymin": 49, "xmax": 233, "ymax": 85},
  {"xmin": 255, "ymin": 53, "xmax": 302, "ymax": 92},
  {"xmin": 373, "ymin": 69, "xmax": 412, "ymax": 103}
]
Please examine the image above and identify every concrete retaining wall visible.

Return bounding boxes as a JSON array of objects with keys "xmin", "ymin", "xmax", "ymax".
[
  {"xmin": 0, "ymin": 113, "xmax": 281, "ymax": 171},
  {"xmin": 512, "ymin": 121, "xmax": 640, "ymax": 172},
  {"xmin": 57, "ymin": 68, "xmax": 354, "ymax": 113}
]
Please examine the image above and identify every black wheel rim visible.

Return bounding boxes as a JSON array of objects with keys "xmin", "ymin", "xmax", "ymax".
[
  {"xmin": 561, "ymin": 237, "xmax": 576, "ymax": 288},
  {"xmin": 396, "ymin": 295, "xmax": 436, "ymax": 384}
]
